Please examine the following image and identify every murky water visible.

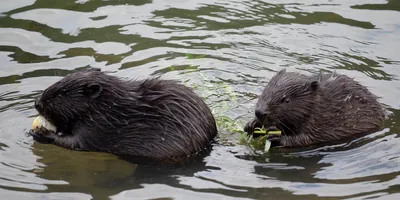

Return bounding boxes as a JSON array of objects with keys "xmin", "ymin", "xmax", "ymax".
[{"xmin": 0, "ymin": 0, "xmax": 399, "ymax": 199}]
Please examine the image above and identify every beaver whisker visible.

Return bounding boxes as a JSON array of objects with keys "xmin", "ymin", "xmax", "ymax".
[{"xmin": 276, "ymin": 119, "xmax": 295, "ymax": 135}]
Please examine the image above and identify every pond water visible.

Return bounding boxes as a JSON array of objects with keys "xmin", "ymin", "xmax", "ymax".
[{"xmin": 0, "ymin": 0, "xmax": 399, "ymax": 199}]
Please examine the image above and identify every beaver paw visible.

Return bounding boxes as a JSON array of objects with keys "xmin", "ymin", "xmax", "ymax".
[
  {"xmin": 244, "ymin": 119, "xmax": 262, "ymax": 135},
  {"xmin": 266, "ymin": 134, "xmax": 282, "ymax": 147},
  {"xmin": 266, "ymin": 126, "xmax": 278, "ymax": 132},
  {"xmin": 28, "ymin": 129, "xmax": 60, "ymax": 144}
]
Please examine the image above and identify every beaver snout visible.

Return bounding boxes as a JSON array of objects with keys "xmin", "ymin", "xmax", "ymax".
[
  {"xmin": 255, "ymin": 109, "xmax": 266, "ymax": 120},
  {"xmin": 255, "ymin": 108, "xmax": 270, "ymax": 122},
  {"xmin": 34, "ymin": 97, "xmax": 43, "ymax": 113}
]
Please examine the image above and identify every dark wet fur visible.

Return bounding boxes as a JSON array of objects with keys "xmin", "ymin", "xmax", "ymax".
[
  {"xmin": 244, "ymin": 69, "xmax": 386, "ymax": 147},
  {"xmin": 30, "ymin": 68, "xmax": 218, "ymax": 164}
]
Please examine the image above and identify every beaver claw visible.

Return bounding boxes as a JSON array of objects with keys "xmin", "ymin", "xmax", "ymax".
[
  {"xmin": 244, "ymin": 118, "xmax": 262, "ymax": 135},
  {"xmin": 266, "ymin": 134, "xmax": 282, "ymax": 147},
  {"xmin": 28, "ymin": 129, "xmax": 59, "ymax": 144},
  {"xmin": 266, "ymin": 126, "xmax": 278, "ymax": 132}
]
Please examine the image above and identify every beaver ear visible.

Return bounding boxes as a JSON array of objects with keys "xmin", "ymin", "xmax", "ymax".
[
  {"xmin": 277, "ymin": 68, "xmax": 286, "ymax": 75},
  {"xmin": 85, "ymin": 83, "xmax": 102, "ymax": 99},
  {"xmin": 309, "ymin": 81, "xmax": 319, "ymax": 91}
]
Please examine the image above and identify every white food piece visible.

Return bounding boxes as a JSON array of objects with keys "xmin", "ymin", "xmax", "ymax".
[
  {"xmin": 264, "ymin": 140, "xmax": 271, "ymax": 152},
  {"xmin": 32, "ymin": 115, "xmax": 57, "ymax": 132}
]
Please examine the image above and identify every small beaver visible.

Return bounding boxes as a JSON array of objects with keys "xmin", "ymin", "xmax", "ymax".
[
  {"xmin": 29, "ymin": 68, "xmax": 218, "ymax": 164},
  {"xmin": 244, "ymin": 69, "xmax": 385, "ymax": 147}
]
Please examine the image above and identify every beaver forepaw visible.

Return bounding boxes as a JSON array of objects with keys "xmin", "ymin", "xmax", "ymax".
[
  {"xmin": 267, "ymin": 134, "xmax": 282, "ymax": 147},
  {"xmin": 266, "ymin": 126, "xmax": 278, "ymax": 132},
  {"xmin": 244, "ymin": 118, "xmax": 262, "ymax": 135},
  {"xmin": 28, "ymin": 129, "xmax": 60, "ymax": 144}
]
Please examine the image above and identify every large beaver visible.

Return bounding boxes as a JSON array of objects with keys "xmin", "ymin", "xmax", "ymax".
[
  {"xmin": 29, "ymin": 68, "xmax": 218, "ymax": 164},
  {"xmin": 244, "ymin": 69, "xmax": 385, "ymax": 147}
]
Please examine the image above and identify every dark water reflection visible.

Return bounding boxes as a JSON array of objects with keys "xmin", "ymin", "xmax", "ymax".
[{"xmin": 0, "ymin": 0, "xmax": 399, "ymax": 199}]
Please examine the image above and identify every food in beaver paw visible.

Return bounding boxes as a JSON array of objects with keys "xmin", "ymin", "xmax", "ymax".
[
  {"xmin": 253, "ymin": 127, "xmax": 282, "ymax": 135},
  {"xmin": 31, "ymin": 115, "xmax": 57, "ymax": 134},
  {"xmin": 253, "ymin": 127, "xmax": 282, "ymax": 152}
]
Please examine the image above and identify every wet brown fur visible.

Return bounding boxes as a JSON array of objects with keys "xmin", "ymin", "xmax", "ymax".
[
  {"xmin": 244, "ymin": 69, "xmax": 386, "ymax": 147},
  {"xmin": 30, "ymin": 68, "xmax": 218, "ymax": 164}
]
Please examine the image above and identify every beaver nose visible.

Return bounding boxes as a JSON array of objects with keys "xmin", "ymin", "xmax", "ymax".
[
  {"xmin": 34, "ymin": 97, "xmax": 43, "ymax": 112},
  {"xmin": 255, "ymin": 109, "xmax": 267, "ymax": 120}
]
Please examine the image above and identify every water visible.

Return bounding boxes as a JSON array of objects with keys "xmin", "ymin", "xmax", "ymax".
[{"xmin": 0, "ymin": 0, "xmax": 399, "ymax": 199}]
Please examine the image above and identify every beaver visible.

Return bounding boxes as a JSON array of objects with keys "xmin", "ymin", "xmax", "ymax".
[
  {"xmin": 29, "ymin": 68, "xmax": 218, "ymax": 164},
  {"xmin": 244, "ymin": 69, "xmax": 385, "ymax": 147}
]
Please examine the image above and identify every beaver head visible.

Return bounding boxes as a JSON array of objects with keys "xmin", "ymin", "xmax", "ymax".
[
  {"xmin": 34, "ymin": 68, "xmax": 125, "ymax": 134},
  {"xmin": 254, "ymin": 69, "xmax": 320, "ymax": 134}
]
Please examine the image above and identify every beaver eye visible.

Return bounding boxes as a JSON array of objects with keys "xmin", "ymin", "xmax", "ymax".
[
  {"xmin": 281, "ymin": 97, "xmax": 290, "ymax": 103},
  {"xmin": 57, "ymin": 89, "xmax": 68, "ymax": 97}
]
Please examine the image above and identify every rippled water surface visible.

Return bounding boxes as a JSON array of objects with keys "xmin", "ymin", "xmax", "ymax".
[{"xmin": 0, "ymin": 0, "xmax": 400, "ymax": 199}]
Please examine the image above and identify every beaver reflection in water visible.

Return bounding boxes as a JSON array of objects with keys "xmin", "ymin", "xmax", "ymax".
[
  {"xmin": 244, "ymin": 69, "xmax": 386, "ymax": 147},
  {"xmin": 30, "ymin": 68, "xmax": 218, "ymax": 164}
]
